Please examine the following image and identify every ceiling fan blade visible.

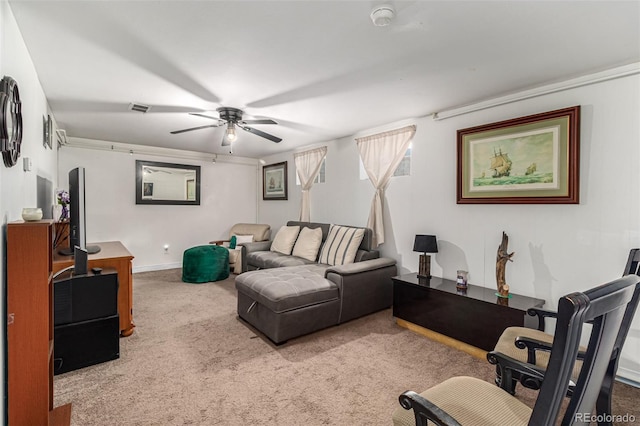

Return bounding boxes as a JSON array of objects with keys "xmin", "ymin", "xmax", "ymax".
[
  {"xmin": 239, "ymin": 125, "xmax": 282, "ymax": 143},
  {"xmin": 170, "ymin": 124, "xmax": 220, "ymax": 134},
  {"xmin": 189, "ymin": 112, "xmax": 222, "ymax": 122},
  {"xmin": 240, "ymin": 119, "xmax": 278, "ymax": 125}
]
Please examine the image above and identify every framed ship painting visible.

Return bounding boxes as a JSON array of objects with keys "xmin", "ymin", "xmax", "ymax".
[
  {"xmin": 457, "ymin": 106, "xmax": 580, "ymax": 204},
  {"xmin": 263, "ymin": 161, "xmax": 288, "ymax": 200}
]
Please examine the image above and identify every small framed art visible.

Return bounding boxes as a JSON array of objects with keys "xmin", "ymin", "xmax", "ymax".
[
  {"xmin": 43, "ymin": 115, "xmax": 53, "ymax": 149},
  {"xmin": 263, "ymin": 161, "xmax": 288, "ymax": 200}
]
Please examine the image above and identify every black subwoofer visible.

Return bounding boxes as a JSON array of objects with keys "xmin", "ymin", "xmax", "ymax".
[
  {"xmin": 53, "ymin": 270, "xmax": 120, "ymax": 374},
  {"xmin": 54, "ymin": 270, "xmax": 118, "ymax": 325},
  {"xmin": 54, "ymin": 315, "xmax": 120, "ymax": 375}
]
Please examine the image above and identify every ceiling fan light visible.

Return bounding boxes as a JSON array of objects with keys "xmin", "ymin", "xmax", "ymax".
[{"xmin": 225, "ymin": 124, "xmax": 237, "ymax": 142}]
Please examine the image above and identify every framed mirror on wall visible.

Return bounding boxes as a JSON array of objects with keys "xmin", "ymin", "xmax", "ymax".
[{"xmin": 135, "ymin": 160, "xmax": 201, "ymax": 205}]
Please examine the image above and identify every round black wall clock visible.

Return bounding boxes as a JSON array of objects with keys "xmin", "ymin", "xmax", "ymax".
[{"xmin": 0, "ymin": 76, "xmax": 23, "ymax": 168}]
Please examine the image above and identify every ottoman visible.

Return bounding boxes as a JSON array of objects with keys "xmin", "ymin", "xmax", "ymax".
[
  {"xmin": 235, "ymin": 264, "xmax": 341, "ymax": 344},
  {"xmin": 182, "ymin": 245, "xmax": 230, "ymax": 283}
]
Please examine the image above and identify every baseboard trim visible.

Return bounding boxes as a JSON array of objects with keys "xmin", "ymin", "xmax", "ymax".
[
  {"xmin": 395, "ymin": 318, "xmax": 488, "ymax": 361},
  {"xmin": 133, "ymin": 262, "xmax": 182, "ymax": 273},
  {"xmin": 616, "ymin": 367, "xmax": 640, "ymax": 388}
]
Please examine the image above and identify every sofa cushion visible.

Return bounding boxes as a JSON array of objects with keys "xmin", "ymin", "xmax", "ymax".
[
  {"xmin": 235, "ymin": 264, "xmax": 338, "ymax": 313},
  {"xmin": 286, "ymin": 221, "xmax": 374, "ymax": 252},
  {"xmin": 318, "ymin": 225, "xmax": 365, "ymax": 266},
  {"xmin": 270, "ymin": 225, "xmax": 300, "ymax": 255},
  {"xmin": 246, "ymin": 251, "xmax": 316, "ymax": 269},
  {"xmin": 292, "ymin": 226, "xmax": 323, "ymax": 262},
  {"xmin": 233, "ymin": 234, "xmax": 254, "ymax": 246}
]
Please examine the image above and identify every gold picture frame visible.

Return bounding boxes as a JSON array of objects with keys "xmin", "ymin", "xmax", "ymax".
[{"xmin": 457, "ymin": 106, "xmax": 580, "ymax": 204}]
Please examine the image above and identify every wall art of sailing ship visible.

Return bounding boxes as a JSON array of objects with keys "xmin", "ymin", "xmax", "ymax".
[
  {"xmin": 489, "ymin": 147, "xmax": 512, "ymax": 178},
  {"xmin": 474, "ymin": 146, "xmax": 553, "ymax": 187}
]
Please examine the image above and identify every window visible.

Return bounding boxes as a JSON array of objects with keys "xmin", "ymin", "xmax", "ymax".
[
  {"xmin": 359, "ymin": 144, "xmax": 411, "ymax": 180},
  {"xmin": 393, "ymin": 145, "xmax": 411, "ymax": 177},
  {"xmin": 296, "ymin": 158, "xmax": 326, "ymax": 185}
]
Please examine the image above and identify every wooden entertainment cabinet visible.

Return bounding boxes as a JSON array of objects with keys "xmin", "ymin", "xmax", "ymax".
[
  {"xmin": 53, "ymin": 241, "xmax": 135, "ymax": 337},
  {"xmin": 7, "ymin": 220, "xmax": 71, "ymax": 425}
]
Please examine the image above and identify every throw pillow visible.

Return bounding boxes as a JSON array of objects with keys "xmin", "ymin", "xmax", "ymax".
[
  {"xmin": 291, "ymin": 227, "xmax": 323, "ymax": 261},
  {"xmin": 234, "ymin": 234, "xmax": 254, "ymax": 246},
  {"xmin": 270, "ymin": 225, "xmax": 301, "ymax": 255},
  {"xmin": 228, "ymin": 235, "xmax": 237, "ymax": 249},
  {"xmin": 318, "ymin": 225, "xmax": 365, "ymax": 266}
]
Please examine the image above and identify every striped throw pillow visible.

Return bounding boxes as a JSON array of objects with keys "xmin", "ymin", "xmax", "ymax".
[{"xmin": 318, "ymin": 225, "xmax": 365, "ymax": 266}]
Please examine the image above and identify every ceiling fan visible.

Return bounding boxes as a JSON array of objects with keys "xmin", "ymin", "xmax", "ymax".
[{"xmin": 170, "ymin": 107, "xmax": 282, "ymax": 146}]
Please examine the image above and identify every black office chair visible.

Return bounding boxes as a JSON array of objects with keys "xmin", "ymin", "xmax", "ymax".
[
  {"xmin": 393, "ymin": 273, "xmax": 640, "ymax": 426},
  {"xmin": 487, "ymin": 248, "xmax": 640, "ymax": 426}
]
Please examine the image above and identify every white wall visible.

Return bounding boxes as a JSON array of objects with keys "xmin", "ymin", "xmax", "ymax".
[
  {"xmin": 1, "ymin": 2, "xmax": 60, "ymax": 420},
  {"xmin": 259, "ymin": 73, "xmax": 640, "ymax": 383},
  {"xmin": 58, "ymin": 145, "xmax": 259, "ymax": 272}
]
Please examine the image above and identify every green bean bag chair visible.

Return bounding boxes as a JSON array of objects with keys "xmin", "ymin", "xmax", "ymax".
[{"xmin": 182, "ymin": 245, "xmax": 230, "ymax": 283}]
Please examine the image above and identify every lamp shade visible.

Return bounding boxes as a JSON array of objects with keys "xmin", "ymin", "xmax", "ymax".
[
  {"xmin": 413, "ymin": 235, "xmax": 438, "ymax": 253},
  {"xmin": 225, "ymin": 123, "xmax": 237, "ymax": 141}
]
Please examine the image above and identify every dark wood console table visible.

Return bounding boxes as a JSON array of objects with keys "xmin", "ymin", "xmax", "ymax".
[
  {"xmin": 392, "ymin": 273, "xmax": 545, "ymax": 353},
  {"xmin": 53, "ymin": 241, "xmax": 135, "ymax": 337}
]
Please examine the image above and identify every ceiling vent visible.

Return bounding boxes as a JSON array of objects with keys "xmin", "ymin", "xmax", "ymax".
[{"xmin": 128, "ymin": 102, "xmax": 151, "ymax": 113}]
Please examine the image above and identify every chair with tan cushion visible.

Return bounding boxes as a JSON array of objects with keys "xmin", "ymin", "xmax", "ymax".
[
  {"xmin": 488, "ymin": 248, "xmax": 640, "ymax": 426},
  {"xmin": 210, "ymin": 223, "xmax": 271, "ymax": 274},
  {"xmin": 393, "ymin": 274, "xmax": 640, "ymax": 426}
]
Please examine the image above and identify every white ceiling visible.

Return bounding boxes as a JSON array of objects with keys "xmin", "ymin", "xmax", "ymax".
[{"xmin": 8, "ymin": 0, "xmax": 640, "ymax": 159}]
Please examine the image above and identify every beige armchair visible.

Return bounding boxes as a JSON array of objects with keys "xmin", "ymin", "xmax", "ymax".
[{"xmin": 210, "ymin": 223, "xmax": 271, "ymax": 274}]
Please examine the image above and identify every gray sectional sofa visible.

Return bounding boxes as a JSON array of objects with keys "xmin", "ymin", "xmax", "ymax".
[{"xmin": 235, "ymin": 221, "xmax": 397, "ymax": 344}]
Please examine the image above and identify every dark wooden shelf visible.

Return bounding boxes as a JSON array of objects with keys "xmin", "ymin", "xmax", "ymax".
[{"xmin": 392, "ymin": 273, "xmax": 545, "ymax": 351}]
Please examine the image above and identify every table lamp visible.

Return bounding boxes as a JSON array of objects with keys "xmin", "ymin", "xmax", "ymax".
[{"xmin": 413, "ymin": 235, "xmax": 438, "ymax": 278}]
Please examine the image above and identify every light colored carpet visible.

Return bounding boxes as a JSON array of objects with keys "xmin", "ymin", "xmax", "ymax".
[{"xmin": 54, "ymin": 269, "xmax": 640, "ymax": 425}]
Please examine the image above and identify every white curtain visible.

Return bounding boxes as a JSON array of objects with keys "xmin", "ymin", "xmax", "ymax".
[
  {"xmin": 356, "ymin": 125, "xmax": 416, "ymax": 247},
  {"xmin": 294, "ymin": 146, "xmax": 327, "ymax": 222}
]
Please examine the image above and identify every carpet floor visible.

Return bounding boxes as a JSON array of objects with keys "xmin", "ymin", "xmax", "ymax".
[{"xmin": 54, "ymin": 269, "xmax": 640, "ymax": 425}]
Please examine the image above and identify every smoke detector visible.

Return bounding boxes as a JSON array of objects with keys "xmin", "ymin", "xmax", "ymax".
[{"xmin": 370, "ymin": 4, "xmax": 395, "ymax": 27}]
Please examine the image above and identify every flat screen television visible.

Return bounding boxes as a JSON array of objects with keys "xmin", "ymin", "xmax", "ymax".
[
  {"xmin": 36, "ymin": 176, "xmax": 53, "ymax": 219},
  {"xmin": 58, "ymin": 167, "xmax": 101, "ymax": 256}
]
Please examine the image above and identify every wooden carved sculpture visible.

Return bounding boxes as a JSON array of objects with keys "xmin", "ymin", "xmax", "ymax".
[{"xmin": 496, "ymin": 232, "xmax": 514, "ymax": 297}]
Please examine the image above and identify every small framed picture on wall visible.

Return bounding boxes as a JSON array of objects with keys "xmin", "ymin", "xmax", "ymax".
[
  {"xmin": 42, "ymin": 115, "xmax": 53, "ymax": 149},
  {"xmin": 263, "ymin": 161, "xmax": 288, "ymax": 200}
]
